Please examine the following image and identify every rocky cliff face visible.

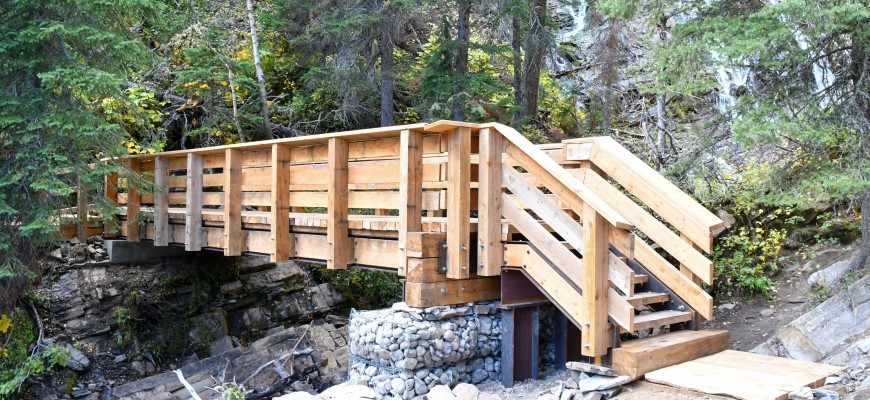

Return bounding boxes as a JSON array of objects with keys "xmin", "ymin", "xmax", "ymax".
[{"xmin": 29, "ymin": 238, "xmax": 349, "ymax": 399}]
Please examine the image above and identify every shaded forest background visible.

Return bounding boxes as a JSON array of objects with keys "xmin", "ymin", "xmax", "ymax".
[{"xmin": 2, "ymin": 0, "xmax": 870, "ymax": 303}]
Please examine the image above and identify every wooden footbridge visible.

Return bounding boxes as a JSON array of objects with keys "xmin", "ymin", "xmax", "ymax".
[{"xmin": 66, "ymin": 120, "xmax": 730, "ymax": 380}]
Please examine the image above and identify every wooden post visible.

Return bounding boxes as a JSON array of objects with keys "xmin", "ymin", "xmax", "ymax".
[
  {"xmin": 126, "ymin": 158, "xmax": 141, "ymax": 242},
  {"xmin": 271, "ymin": 144, "xmax": 292, "ymax": 261},
  {"xmin": 581, "ymin": 202, "xmax": 609, "ymax": 357},
  {"xmin": 185, "ymin": 153, "xmax": 203, "ymax": 251},
  {"xmin": 153, "ymin": 156, "xmax": 170, "ymax": 246},
  {"xmin": 327, "ymin": 137, "xmax": 349, "ymax": 269},
  {"xmin": 76, "ymin": 177, "xmax": 87, "ymax": 243},
  {"xmin": 477, "ymin": 127, "xmax": 503, "ymax": 276},
  {"xmin": 398, "ymin": 129, "xmax": 423, "ymax": 276},
  {"xmin": 446, "ymin": 127, "xmax": 471, "ymax": 279},
  {"xmin": 225, "ymin": 149, "xmax": 243, "ymax": 256},
  {"xmin": 104, "ymin": 172, "xmax": 118, "ymax": 239}
]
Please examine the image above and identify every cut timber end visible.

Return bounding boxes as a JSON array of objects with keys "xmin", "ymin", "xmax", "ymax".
[{"xmin": 611, "ymin": 329, "xmax": 729, "ymax": 380}]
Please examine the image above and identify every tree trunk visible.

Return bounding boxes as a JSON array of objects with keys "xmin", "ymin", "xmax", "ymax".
[
  {"xmin": 511, "ymin": 11, "xmax": 523, "ymax": 124},
  {"xmin": 521, "ymin": 0, "xmax": 547, "ymax": 121},
  {"xmin": 600, "ymin": 22, "xmax": 619, "ymax": 136},
  {"xmin": 853, "ymin": 189, "xmax": 870, "ymax": 271},
  {"xmin": 452, "ymin": 0, "xmax": 471, "ymax": 121},
  {"xmin": 379, "ymin": 10, "xmax": 395, "ymax": 127},
  {"xmin": 654, "ymin": 93, "xmax": 666, "ymax": 169},
  {"xmin": 246, "ymin": 0, "xmax": 272, "ymax": 137},
  {"xmin": 227, "ymin": 65, "xmax": 246, "ymax": 143}
]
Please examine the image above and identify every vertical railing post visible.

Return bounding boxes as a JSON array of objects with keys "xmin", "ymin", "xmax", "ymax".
[
  {"xmin": 185, "ymin": 153, "xmax": 203, "ymax": 251},
  {"xmin": 126, "ymin": 158, "xmax": 141, "ymax": 242},
  {"xmin": 104, "ymin": 171, "xmax": 118, "ymax": 239},
  {"xmin": 327, "ymin": 137, "xmax": 349, "ymax": 269},
  {"xmin": 446, "ymin": 127, "xmax": 471, "ymax": 279},
  {"xmin": 225, "ymin": 149, "xmax": 243, "ymax": 256},
  {"xmin": 581, "ymin": 202, "xmax": 609, "ymax": 357},
  {"xmin": 477, "ymin": 127, "xmax": 503, "ymax": 276},
  {"xmin": 398, "ymin": 129, "xmax": 423, "ymax": 276},
  {"xmin": 153, "ymin": 156, "xmax": 170, "ymax": 246},
  {"xmin": 271, "ymin": 144, "xmax": 292, "ymax": 261},
  {"xmin": 76, "ymin": 177, "xmax": 87, "ymax": 243}
]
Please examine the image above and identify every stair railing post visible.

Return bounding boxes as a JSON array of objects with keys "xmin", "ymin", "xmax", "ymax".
[
  {"xmin": 581, "ymin": 202, "xmax": 609, "ymax": 357},
  {"xmin": 327, "ymin": 137, "xmax": 350, "ymax": 269},
  {"xmin": 76, "ymin": 177, "xmax": 87, "ymax": 243},
  {"xmin": 104, "ymin": 171, "xmax": 118, "ymax": 239},
  {"xmin": 398, "ymin": 129, "xmax": 423, "ymax": 276},
  {"xmin": 477, "ymin": 127, "xmax": 503, "ymax": 276},
  {"xmin": 446, "ymin": 127, "xmax": 471, "ymax": 279},
  {"xmin": 126, "ymin": 158, "xmax": 141, "ymax": 242}
]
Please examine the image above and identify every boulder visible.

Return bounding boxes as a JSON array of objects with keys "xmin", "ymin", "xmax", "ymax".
[
  {"xmin": 63, "ymin": 345, "xmax": 90, "ymax": 372},
  {"xmin": 452, "ymin": 383, "xmax": 479, "ymax": 400},
  {"xmin": 808, "ymin": 260, "xmax": 853, "ymax": 289},
  {"xmin": 427, "ymin": 385, "xmax": 457, "ymax": 400}
]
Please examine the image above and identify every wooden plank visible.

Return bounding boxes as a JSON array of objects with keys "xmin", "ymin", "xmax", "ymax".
[
  {"xmin": 327, "ymin": 137, "xmax": 350, "ymax": 269},
  {"xmin": 398, "ymin": 130, "xmax": 423, "ymax": 276},
  {"xmin": 502, "ymin": 165, "xmax": 584, "ymax": 251},
  {"xmin": 607, "ymin": 287, "xmax": 635, "ymax": 331},
  {"xmin": 153, "ymin": 156, "xmax": 170, "ymax": 246},
  {"xmin": 581, "ymin": 203, "xmax": 609, "ymax": 357},
  {"xmin": 625, "ymin": 292, "xmax": 670, "ymax": 306},
  {"xmin": 694, "ymin": 350, "xmax": 844, "ymax": 383},
  {"xmin": 612, "ymin": 330, "xmax": 730, "ymax": 380},
  {"xmin": 126, "ymin": 158, "xmax": 141, "ymax": 242},
  {"xmin": 406, "ymin": 232, "xmax": 446, "ymax": 258},
  {"xmin": 633, "ymin": 310, "xmax": 693, "ymax": 331},
  {"xmin": 76, "ymin": 178, "xmax": 87, "ymax": 243},
  {"xmin": 224, "ymin": 149, "xmax": 243, "ymax": 256},
  {"xmin": 635, "ymin": 240, "xmax": 713, "ymax": 320},
  {"xmin": 446, "ymin": 127, "xmax": 471, "ymax": 279},
  {"xmin": 501, "ymin": 194, "xmax": 584, "ymax": 287},
  {"xmin": 477, "ymin": 127, "xmax": 503, "ymax": 276},
  {"xmin": 271, "ymin": 144, "xmax": 292, "ymax": 261},
  {"xmin": 570, "ymin": 137, "xmax": 723, "ymax": 252},
  {"xmin": 680, "ymin": 233, "xmax": 703, "ymax": 285},
  {"xmin": 185, "ymin": 153, "xmax": 203, "ymax": 251},
  {"xmin": 492, "ymin": 124, "xmax": 631, "ymax": 229},
  {"xmin": 609, "ymin": 254, "xmax": 636, "ymax": 296},
  {"xmin": 406, "ymin": 258, "xmax": 445, "ymax": 283},
  {"xmin": 104, "ymin": 172, "xmax": 118, "ymax": 238},
  {"xmin": 405, "ymin": 277, "xmax": 501, "ymax": 307},
  {"xmin": 577, "ymin": 168, "xmax": 713, "ymax": 284}
]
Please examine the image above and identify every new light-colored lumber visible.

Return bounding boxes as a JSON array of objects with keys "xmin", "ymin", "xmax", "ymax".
[
  {"xmin": 224, "ymin": 149, "xmax": 243, "ymax": 256},
  {"xmin": 446, "ymin": 127, "xmax": 471, "ymax": 279},
  {"xmin": 501, "ymin": 194, "xmax": 584, "ymax": 287},
  {"xmin": 609, "ymin": 254, "xmax": 636, "ymax": 296},
  {"xmin": 488, "ymin": 123, "xmax": 632, "ymax": 230},
  {"xmin": 567, "ymin": 137, "xmax": 724, "ymax": 252},
  {"xmin": 398, "ymin": 129, "xmax": 423, "ymax": 276},
  {"xmin": 635, "ymin": 240, "xmax": 713, "ymax": 320},
  {"xmin": 126, "ymin": 158, "xmax": 141, "ymax": 242},
  {"xmin": 502, "ymin": 165, "xmax": 584, "ymax": 251},
  {"xmin": 104, "ymin": 172, "xmax": 118, "ymax": 238},
  {"xmin": 625, "ymin": 292, "xmax": 670, "ymax": 306},
  {"xmin": 607, "ymin": 287, "xmax": 635, "ymax": 331},
  {"xmin": 406, "ymin": 232, "xmax": 446, "ymax": 258},
  {"xmin": 612, "ymin": 329, "xmax": 729, "ymax": 380},
  {"xmin": 581, "ymin": 202, "xmax": 609, "ymax": 357},
  {"xmin": 272, "ymin": 144, "xmax": 293, "ymax": 261},
  {"xmin": 633, "ymin": 310, "xmax": 693, "ymax": 331},
  {"xmin": 153, "ymin": 156, "xmax": 170, "ymax": 246},
  {"xmin": 680, "ymin": 233, "xmax": 703, "ymax": 285},
  {"xmin": 405, "ymin": 277, "xmax": 501, "ymax": 307},
  {"xmin": 327, "ymin": 137, "xmax": 350, "ymax": 269},
  {"xmin": 477, "ymin": 127, "xmax": 503, "ymax": 276},
  {"xmin": 576, "ymin": 168, "xmax": 713, "ymax": 284},
  {"xmin": 185, "ymin": 153, "xmax": 203, "ymax": 251}
]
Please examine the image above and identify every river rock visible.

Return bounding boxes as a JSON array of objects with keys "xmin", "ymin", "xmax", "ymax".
[{"xmin": 63, "ymin": 345, "xmax": 90, "ymax": 372}]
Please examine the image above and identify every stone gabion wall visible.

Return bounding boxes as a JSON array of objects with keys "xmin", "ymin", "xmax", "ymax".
[{"xmin": 348, "ymin": 302, "xmax": 502, "ymax": 399}]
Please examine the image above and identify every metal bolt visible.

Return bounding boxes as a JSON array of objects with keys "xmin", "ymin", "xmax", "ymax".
[
  {"xmin": 584, "ymin": 343, "xmax": 591, "ymax": 349},
  {"xmin": 479, "ymin": 243, "xmax": 485, "ymax": 248},
  {"xmin": 585, "ymin": 322, "xmax": 591, "ymax": 327},
  {"xmin": 461, "ymin": 245, "xmax": 467, "ymax": 251},
  {"xmin": 440, "ymin": 288, "xmax": 446, "ymax": 294},
  {"xmin": 526, "ymin": 250, "xmax": 530, "ymax": 255},
  {"xmin": 442, "ymin": 243, "xmax": 448, "ymax": 248},
  {"xmin": 461, "ymin": 286, "xmax": 466, "ymax": 292},
  {"xmin": 677, "ymin": 305, "xmax": 685, "ymax": 311}
]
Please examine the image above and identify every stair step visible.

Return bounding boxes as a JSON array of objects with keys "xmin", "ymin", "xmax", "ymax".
[
  {"xmin": 633, "ymin": 310, "xmax": 694, "ymax": 331},
  {"xmin": 625, "ymin": 292, "xmax": 670, "ymax": 306},
  {"xmin": 633, "ymin": 274, "xmax": 649, "ymax": 284},
  {"xmin": 612, "ymin": 330, "xmax": 730, "ymax": 380}
]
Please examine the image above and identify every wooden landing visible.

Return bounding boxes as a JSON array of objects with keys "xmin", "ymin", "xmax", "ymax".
[
  {"xmin": 612, "ymin": 329, "xmax": 730, "ymax": 380},
  {"xmin": 645, "ymin": 350, "xmax": 845, "ymax": 400}
]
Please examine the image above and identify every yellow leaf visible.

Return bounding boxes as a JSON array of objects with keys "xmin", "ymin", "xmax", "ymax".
[{"xmin": 0, "ymin": 314, "xmax": 11, "ymax": 334}]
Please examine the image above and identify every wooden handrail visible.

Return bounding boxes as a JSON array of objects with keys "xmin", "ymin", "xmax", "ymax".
[
  {"xmin": 483, "ymin": 122, "xmax": 633, "ymax": 230},
  {"xmin": 564, "ymin": 137, "xmax": 724, "ymax": 252}
]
